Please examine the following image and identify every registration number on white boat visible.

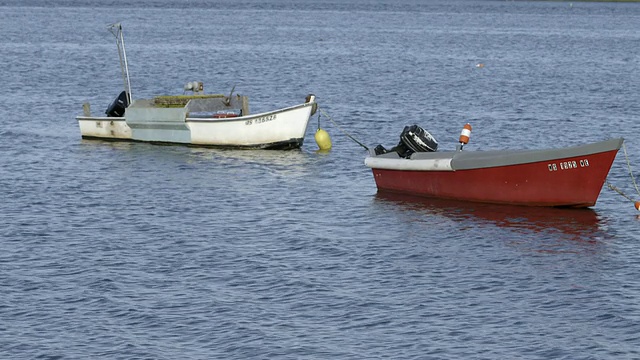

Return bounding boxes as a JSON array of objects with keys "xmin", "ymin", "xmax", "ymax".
[{"xmin": 245, "ymin": 114, "xmax": 276, "ymax": 126}]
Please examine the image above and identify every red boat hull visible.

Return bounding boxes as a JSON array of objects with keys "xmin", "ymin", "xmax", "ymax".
[{"xmin": 371, "ymin": 146, "xmax": 619, "ymax": 208}]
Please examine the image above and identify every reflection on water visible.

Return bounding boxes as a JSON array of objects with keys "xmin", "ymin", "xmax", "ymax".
[
  {"xmin": 374, "ymin": 191, "xmax": 608, "ymax": 246},
  {"xmin": 81, "ymin": 139, "xmax": 331, "ymax": 187},
  {"xmin": 188, "ymin": 146, "xmax": 309, "ymax": 164},
  {"xmin": 80, "ymin": 138, "xmax": 309, "ymax": 162},
  {"xmin": 186, "ymin": 147, "xmax": 320, "ymax": 179},
  {"xmin": 80, "ymin": 138, "xmax": 137, "ymax": 150}
]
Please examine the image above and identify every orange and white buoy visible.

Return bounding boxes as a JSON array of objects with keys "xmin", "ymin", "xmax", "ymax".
[
  {"xmin": 635, "ymin": 201, "xmax": 640, "ymax": 211},
  {"xmin": 459, "ymin": 123, "xmax": 472, "ymax": 145}
]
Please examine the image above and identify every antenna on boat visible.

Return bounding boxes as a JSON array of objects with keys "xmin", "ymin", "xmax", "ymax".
[{"xmin": 108, "ymin": 22, "xmax": 132, "ymax": 104}]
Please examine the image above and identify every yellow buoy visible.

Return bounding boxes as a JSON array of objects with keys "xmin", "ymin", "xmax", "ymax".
[{"xmin": 315, "ymin": 128, "xmax": 332, "ymax": 150}]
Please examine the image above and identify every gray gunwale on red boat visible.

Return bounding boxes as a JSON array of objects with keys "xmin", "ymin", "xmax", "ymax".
[{"xmin": 365, "ymin": 138, "xmax": 624, "ymax": 171}]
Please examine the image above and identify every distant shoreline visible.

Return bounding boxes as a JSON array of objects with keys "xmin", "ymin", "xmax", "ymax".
[{"xmin": 529, "ymin": 0, "xmax": 640, "ymax": 2}]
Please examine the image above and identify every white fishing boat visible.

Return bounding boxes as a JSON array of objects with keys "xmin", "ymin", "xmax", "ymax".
[{"xmin": 76, "ymin": 23, "xmax": 317, "ymax": 149}]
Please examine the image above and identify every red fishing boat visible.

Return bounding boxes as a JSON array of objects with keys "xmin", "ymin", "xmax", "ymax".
[{"xmin": 365, "ymin": 124, "xmax": 623, "ymax": 208}]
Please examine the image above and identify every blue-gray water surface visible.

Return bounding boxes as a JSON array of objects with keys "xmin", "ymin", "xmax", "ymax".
[{"xmin": 1, "ymin": 0, "xmax": 640, "ymax": 359}]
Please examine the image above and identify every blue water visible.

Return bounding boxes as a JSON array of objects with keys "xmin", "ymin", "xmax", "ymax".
[{"xmin": 2, "ymin": 0, "xmax": 640, "ymax": 358}]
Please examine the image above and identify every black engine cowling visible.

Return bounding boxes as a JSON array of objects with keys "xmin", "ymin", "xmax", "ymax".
[
  {"xmin": 375, "ymin": 124, "xmax": 438, "ymax": 158},
  {"xmin": 105, "ymin": 90, "xmax": 129, "ymax": 117},
  {"xmin": 399, "ymin": 124, "xmax": 438, "ymax": 153}
]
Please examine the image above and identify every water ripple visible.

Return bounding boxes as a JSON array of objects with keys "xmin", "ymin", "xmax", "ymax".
[{"xmin": 2, "ymin": 1, "xmax": 640, "ymax": 359}]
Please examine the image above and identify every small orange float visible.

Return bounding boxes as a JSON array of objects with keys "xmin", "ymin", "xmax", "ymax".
[{"xmin": 459, "ymin": 123, "xmax": 472, "ymax": 145}]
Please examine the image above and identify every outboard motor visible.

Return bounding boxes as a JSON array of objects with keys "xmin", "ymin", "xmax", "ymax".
[
  {"xmin": 375, "ymin": 124, "xmax": 438, "ymax": 158},
  {"xmin": 399, "ymin": 124, "xmax": 438, "ymax": 153},
  {"xmin": 105, "ymin": 90, "xmax": 129, "ymax": 117}
]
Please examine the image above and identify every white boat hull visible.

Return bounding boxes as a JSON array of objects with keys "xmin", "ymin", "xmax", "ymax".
[
  {"xmin": 77, "ymin": 97, "xmax": 316, "ymax": 149},
  {"xmin": 188, "ymin": 103, "xmax": 313, "ymax": 147},
  {"xmin": 77, "ymin": 117, "xmax": 131, "ymax": 139}
]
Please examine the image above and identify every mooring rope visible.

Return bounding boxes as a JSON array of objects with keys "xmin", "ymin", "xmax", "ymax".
[
  {"xmin": 607, "ymin": 183, "xmax": 636, "ymax": 203},
  {"xmin": 607, "ymin": 140, "xmax": 640, "ymax": 207},
  {"xmin": 318, "ymin": 108, "xmax": 369, "ymax": 151},
  {"xmin": 622, "ymin": 141, "xmax": 640, "ymax": 197}
]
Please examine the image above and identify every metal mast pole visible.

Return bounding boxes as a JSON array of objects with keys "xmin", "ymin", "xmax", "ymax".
[
  {"xmin": 109, "ymin": 23, "xmax": 132, "ymax": 104},
  {"xmin": 118, "ymin": 25, "xmax": 132, "ymax": 103}
]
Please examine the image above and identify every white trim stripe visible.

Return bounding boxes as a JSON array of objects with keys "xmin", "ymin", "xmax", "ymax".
[{"xmin": 365, "ymin": 157, "xmax": 453, "ymax": 171}]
